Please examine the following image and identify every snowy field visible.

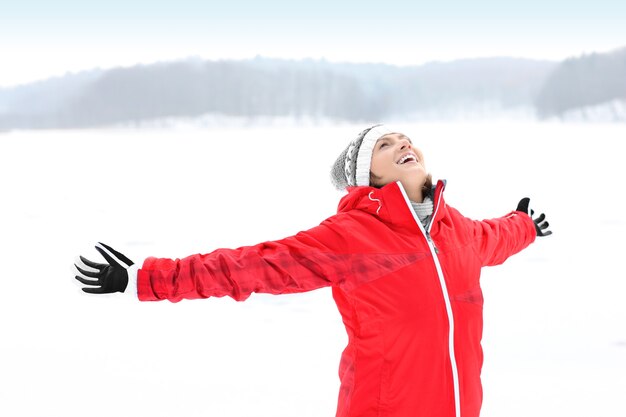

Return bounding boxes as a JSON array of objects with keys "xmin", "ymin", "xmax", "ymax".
[{"xmin": 0, "ymin": 121, "xmax": 625, "ymax": 417}]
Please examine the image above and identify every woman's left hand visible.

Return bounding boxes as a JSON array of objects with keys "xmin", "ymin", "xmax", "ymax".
[{"xmin": 516, "ymin": 197, "xmax": 552, "ymax": 237}]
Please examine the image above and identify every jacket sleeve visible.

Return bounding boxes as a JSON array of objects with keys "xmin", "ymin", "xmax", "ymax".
[
  {"xmin": 137, "ymin": 217, "xmax": 353, "ymax": 302},
  {"xmin": 469, "ymin": 210, "xmax": 537, "ymax": 267}
]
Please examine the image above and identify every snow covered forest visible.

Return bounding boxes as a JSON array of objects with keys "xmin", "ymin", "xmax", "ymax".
[{"xmin": 1, "ymin": 46, "xmax": 625, "ymax": 130}]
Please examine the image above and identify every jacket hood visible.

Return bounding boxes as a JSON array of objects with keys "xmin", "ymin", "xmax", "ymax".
[{"xmin": 337, "ymin": 180, "xmax": 447, "ymax": 229}]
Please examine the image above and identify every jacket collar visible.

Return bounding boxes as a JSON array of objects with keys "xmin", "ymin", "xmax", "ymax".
[{"xmin": 337, "ymin": 179, "xmax": 448, "ymax": 231}]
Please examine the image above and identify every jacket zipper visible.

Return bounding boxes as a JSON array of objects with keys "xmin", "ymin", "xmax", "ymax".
[
  {"xmin": 396, "ymin": 181, "xmax": 461, "ymax": 417},
  {"xmin": 425, "ymin": 230, "xmax": 439, "ymax": 254}
]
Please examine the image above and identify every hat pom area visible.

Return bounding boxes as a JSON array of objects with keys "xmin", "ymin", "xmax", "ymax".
[
  {"xmin": 330, "ymin": 146, "xmax": 350, "ymax": 190},
  {"xmin": 330, "ymin": 125, "xmax": 374, "ymax": 190},
  {"xmin": 330, "ymin": 124, "xmax": 399, "ymax": 190}
]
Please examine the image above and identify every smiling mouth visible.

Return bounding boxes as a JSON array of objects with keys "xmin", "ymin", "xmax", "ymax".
[{"xmin": 396, "ymin": 154, "xmax": 418, "ymax": 165}]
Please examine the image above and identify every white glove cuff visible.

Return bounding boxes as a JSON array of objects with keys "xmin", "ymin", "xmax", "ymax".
[{"xmin": 126, "ymin": 263, "xmax": 140, "ymax": 298}]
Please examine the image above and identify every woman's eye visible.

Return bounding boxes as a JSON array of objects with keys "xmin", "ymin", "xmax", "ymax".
[{"xmin": 380, "ymin": 143, "xmax": 388, "ymax": 148}]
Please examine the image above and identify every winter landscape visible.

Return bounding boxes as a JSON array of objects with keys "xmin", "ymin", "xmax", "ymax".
[
  {"xmin": 2, "ymin": 1, "xmax": 626, "ymax": 415},
  {"xmin": 0, "ymin": 120, "xmax": 624, "ymax": 417}
]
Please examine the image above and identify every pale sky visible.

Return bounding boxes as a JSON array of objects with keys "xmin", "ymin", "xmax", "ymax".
[{"xmin": 1, "ymin": 0, "xmax": 625, "ymax": 87}]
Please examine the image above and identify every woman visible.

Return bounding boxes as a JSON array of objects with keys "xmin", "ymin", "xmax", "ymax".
[{"xmin": 75, "ymin": 124, "xmax": 551, "ymax": 417}]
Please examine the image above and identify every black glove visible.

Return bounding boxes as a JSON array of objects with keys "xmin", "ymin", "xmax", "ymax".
[
  {"xmin": 516, "ymin": 197, "xmax": 552, "ymax": 237},
  {"xmin": 74, "ymin": 242, "xmax": 134, "ymax": 294}
]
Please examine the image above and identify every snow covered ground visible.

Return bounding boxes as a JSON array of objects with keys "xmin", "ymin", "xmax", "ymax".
[{"xmin": 0, "ymin": 121, "xmax": 624, "ymax": 417}]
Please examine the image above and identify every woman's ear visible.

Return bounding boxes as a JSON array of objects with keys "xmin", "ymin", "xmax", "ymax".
[{"xmin": 369, "ymin": 171, "xmax": 383, "ymax": 188}]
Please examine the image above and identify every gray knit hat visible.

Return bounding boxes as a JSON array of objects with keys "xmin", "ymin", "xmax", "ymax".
[{"xmin": 331, "ymin": 124, "xmax": 396, "ymax": 190}]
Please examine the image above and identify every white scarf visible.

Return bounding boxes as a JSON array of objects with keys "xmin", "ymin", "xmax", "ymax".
[{"xmin": 410, "ymin": 196, "xmax": 433, "ymax": 228}]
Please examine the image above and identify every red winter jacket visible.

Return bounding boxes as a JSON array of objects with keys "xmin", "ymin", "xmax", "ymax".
[{"xmin": 137, "ymin": 180, "xmax": 536, "ymax": 417}]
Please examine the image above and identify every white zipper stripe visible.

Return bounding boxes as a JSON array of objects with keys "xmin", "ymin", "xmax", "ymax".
[{"xmin": 396, "ymin": 181, "xmax": 461, "ymax": 417}]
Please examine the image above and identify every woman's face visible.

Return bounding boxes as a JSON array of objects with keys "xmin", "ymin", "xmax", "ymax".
[{"xmin": 370, "ymin": 133, "xmax": 428, "ymax": 192}]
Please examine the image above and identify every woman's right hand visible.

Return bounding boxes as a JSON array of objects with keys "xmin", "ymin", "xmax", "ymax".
[{"xmin": 74, "ymin": 242, "xmax": 134, "ymax": 294}]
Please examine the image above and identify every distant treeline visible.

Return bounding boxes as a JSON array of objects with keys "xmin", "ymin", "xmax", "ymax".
[
  {"xmin": 0, "ymin": 49, "xmax": 624, "ymax": 129},
  {"xmin": 534, "ymin": 47, "xmax": 626, "ymax": 118}
]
